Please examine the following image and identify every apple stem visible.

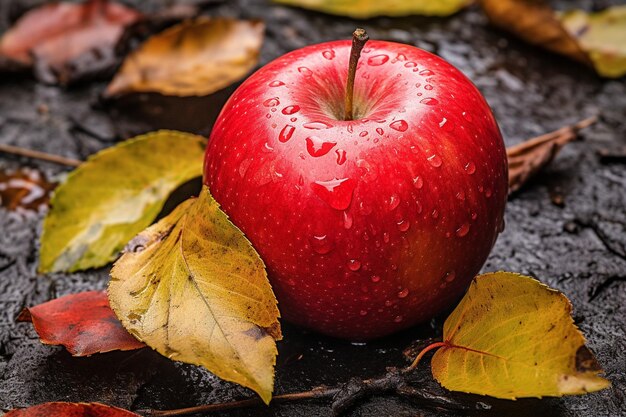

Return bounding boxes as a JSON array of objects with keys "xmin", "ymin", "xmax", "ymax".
[
  {"xmin": 403, "ymin": 341, "xmax": 448, "ymax": 373},
  {"xmin": 344, "ymin": 28, "xmax": 369, "ymax": 121},
  {"xmin": 0, "ymin": 143, "xmax": 82, "ymax": 167}
]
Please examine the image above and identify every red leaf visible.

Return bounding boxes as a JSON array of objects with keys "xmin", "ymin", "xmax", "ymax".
[
  {"xmin": 5, "ymin": 402, "xmax": 140, "ymax": 417},
  {"xmin": 18, "ymin": 290, "xmax": 145, "ymax": 356},
  {"xmin": 0, "ymin": 0, "xmax": 141, "ymax": 83}
]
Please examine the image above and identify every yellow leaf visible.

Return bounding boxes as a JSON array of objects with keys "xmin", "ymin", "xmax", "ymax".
[
  {"xmin": 105, "ymin": 18, "xmax": 264, "ymax": 97},
  {"xmin": 480, "ymin": 0, "xmax": 626, "ymax": 78},
  {"xmin": 273, "ymin": 0, "xmax": 472, "ymax": 19},
  {"xmin": 430, "ymin": 272, "xmax": 610, "ymax": 399},
  {"xmin": 108, "ymin": 186, "xmax": 281, "ymax": 403},
  {"xmin": 560, "ymin": 6, "xmax": 626, "ymax": 78},
  {"xmin": 39, "ymin": 130, "xmax": 206, "ymax": 273}
]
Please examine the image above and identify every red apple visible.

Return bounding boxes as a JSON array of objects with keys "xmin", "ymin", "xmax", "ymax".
[{"xmin": 204, "ymin": 33, "xmax": 507, "ymax": 340}]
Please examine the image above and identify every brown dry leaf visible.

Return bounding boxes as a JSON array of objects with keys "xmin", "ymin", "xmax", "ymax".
[
  {"xmin": 105, "ymin": 18, "xmax": 264, "ymax": 97},
  {"xmin": 507, "ymin": 116, "xmax": 596, "ymax": 194},
  {"xmin": 480, "ymin": 0, "xmax": 626, "ymax": 78},
  {"xmin": 273, "ymin": 0, "xmax": 472, "ymax": 18},
  {"xmin": 0, "ymin": 0, "xmax": 142, "ymax": 84},
  {"xmin": 109, "ymin": 186, "xmax": 281, "ymax": 403}
]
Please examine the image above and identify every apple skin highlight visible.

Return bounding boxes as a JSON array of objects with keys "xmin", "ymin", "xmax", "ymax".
[{"xmin": 204, "ymin": 40, "xmax": 508, "ymax": 340}]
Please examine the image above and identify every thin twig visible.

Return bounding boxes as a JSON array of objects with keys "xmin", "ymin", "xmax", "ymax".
[{"xmin": 0, "ymin": 143, "xmax": 82, "ymax": 167}]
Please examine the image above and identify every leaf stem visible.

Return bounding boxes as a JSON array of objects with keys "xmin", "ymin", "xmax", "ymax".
[
  {"xmin": 0, "ymin": 143, "xmax": 82, "ymax": 167},
  {"xmin": 344, "ymin": 28, "xmax": 369, "ymax": 121},
  {"xmin": 137, "ymin": 387, "xmax": 340, "ymax": 417},
  {"xmin": 404, "ymin": 341, "xmax": 448, "ymax": 373}
]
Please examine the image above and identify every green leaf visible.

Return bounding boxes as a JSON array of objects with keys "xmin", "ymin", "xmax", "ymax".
[
  {"xmin": 273, "ymin": 0, "xmax": 472, "ymax": 19},
  {"xmin": 560, "ymin": 5, "xmax": 626, "ymax": 78},
  {"xmin": 109, "ymin": 186, "xmax": 281, "ymax": 403},
  {"xmin": 39, "ymin": 130, "xmax": 206, "ymax": 273},
  {"xmin": 430, "ymin": 272, "xmax": 610, "ymax": 399}
]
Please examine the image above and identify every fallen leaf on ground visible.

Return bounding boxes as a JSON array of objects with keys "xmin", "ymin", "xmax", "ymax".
[
  {"xmin": 507, "ymin": 116, "xmax": 596, "ymax": 194},
  {"xmin": 427, "ymin": 272, "xmax": 610, "ymax": 399},
  {"xmin": 0, "ymin": 0, "xmax": 142, "ymax": 84},
  {"xmin": 17, "ymin": 291, "xmax": 144, "ymax": 356},
  {"xmin": 560, "ymin": 5, "xmax": 626, "ymax": 78},
  {"xmin": 273, "ymin": 0, "xmax": 472, "ymax": 18},
  {"xmin": 39, "ymin": 130, "xmax": 206, "ymax": 273},
  {"xmin": 105, "ymin": 18, "xmax": 264, "ymax": 97},
  {"xmin": 109, "ymin": 186, "xmax": 281, "ymax": 404},
  {"xmin": 5, "ymin": 402, "xmax": 139, "ymax": 416},
  {"xmin": 480, "ymin": 0, "xmax": 626, "ymax": 78}
]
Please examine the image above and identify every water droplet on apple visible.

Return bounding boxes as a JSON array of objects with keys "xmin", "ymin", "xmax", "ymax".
[
  {"xmin": 431, "ymin": 209, "xmax": 439, "ymax": 219},
  {"xmin": 238, "ymin": 158, "xmax": 252, "ymax": 178},
  {"xmin": 413, "ymin": 176, "xmax": 424, "ymax": 189},
  {"xmin": 375, "ymin": 127, "xmax": 384, "ymax": 136},
  {"xmin": 368, "ymin": 54, "xmax": 389, "ymax": 66},
  {"xmin": 263, "ymin": 97, "xmax": 279, "ymax": 107},
  {"xmin": 282, "ymin": 105, "xmax": 300, "ymax": 115},
  {"xmin": 456, "ymin": 191, "xmax": 465, "ymax": 201},
  {"xmin": 359, "ymin": 131, "xmax": 368, "ymax": 137},
  {"xmin": 298, "ymin": 66, "xmax": 313, "ymax": 77},
  {"xmin": 358, "ymin": 200, "xmax": 372, "ymax": 215},
  {"xmin": 443, "ymin": 271, "xmax": 456, "ymax": 282},
  {"xmin": 359, "ymin": 309, "xmax": 368, "ymax": 316},
  {"xmin": 404, "ymin": 61, "xmax": 417, "ymax": 68},
  {"xmin": 456, "ymin": 223, "xmax": 470, "ymax": 237},
  {"xmin": 394, "ymin": 315, "xmax": 403, "ymax": 323},
  {"xmin": 304, "ymin": 121, "xmax": 332, "ymax": 129},
  {"xmin": 389, "ymin": 120, "xmax": 408, "ymax": 132},
  {"xmin": 311, "ymin": 177, "xmax": 356, "ymax": 210},
  {"xmin": 462, "ymin": 111, "xmax": 473, "ymax": 122},
  {"xmin": 306, "ymin": 136, "xmax": 336, "ymax": 157},
  {"xmin": 471, "ymin": 212, "xmax": 478, "ymax": 220},
  {"xmin": 263, "ymin": 142, "xmax": 274, "ymax": 152},
  {"xmin": 291, "ymin": 117, "xmax": 297, "ymax": 122},
  {"xmin": 383, "ymin": 232, "xmax": 390, "ymax": 243},
  {"xmin": 397, "ymin": 288, "xmax": 409, "ymax": 298},
  {"xmin": 279, "ymin": 125, "xmax": 295, "ymax": 143},
  {"xmin": 427, "ymin": 154, "xmax": 442, "ymax": 167},
  {"xmin": 438, "ymin": 117, "xmax": 454, "ymax": 132},
  {"xmin": 395, "ymin": 53, "xmax": 407, "ymax": 62},
  {"xmin": 269, "ymin": 80, "xmax": 284, "ymax": 87},
  {"xmin": 419, "ymin": 69, "xmax": 434, "ymax": 76},
  {"xmin": 388, "ymin": 193, "xmax": 400, "ymax": 211},
  {"xmin": 424, "ymin": 84, "xmax": 434, "ymax": 90},
  {"xmin": 415, "ymin": 82, "xmax": 421, "ymax": 88},
  {"xmin": 397, "ymin": 219, "xmax": 410, "ymax": 232},
  {"xmin": 371, "ymin": 275, "xmax": 381, "ymax": 283},
  {"xmin": 464, "ymin": 162, "xmax": 476, "ymax": 174},
  {"xmin": 420, "ymin": 97, "xmax": 438, "ymax": 105},
  {"xmin": 347, "ymin": 259, "xmax": 361, "ymax": 271},
  {"xmin": 310, "ymin": 234, "xmax": 333, "ymax": 254},
  {"xmin": 343, "ymin": 210, "xmax": 353, "ymax": 229},
  {"xmin": 322, "ymin": 49, "xmax": 335, "ymax": 60},
  {"xmin": 485, "ymin": 188, "xmax": 493, "ymax": 198},
  {"xmin": 335, "ymin": 148, "xmax": 347, "ymax": 165}
]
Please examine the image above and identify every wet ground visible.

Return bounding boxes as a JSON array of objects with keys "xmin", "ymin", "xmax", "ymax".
[{"xmin": 0, "ymin": 0, "xmax": 625, "ymax": 416}]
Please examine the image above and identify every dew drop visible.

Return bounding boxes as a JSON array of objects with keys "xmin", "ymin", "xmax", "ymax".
[
  {"xmin": 376, "ymin": 127, "xmax": 384, "ymax": 135},
  {"xmin": 371, "ymin": 275, "xmax": 381, "ymax": 283},
  {"xmin": 395, "ymin": 53, "xmax": 407, "ymax": 62},
  {"xmin": 298, "ymin": 66, "xmax": 313, "ymax": 77},
  {"xmin": 456, "ymin": 191, "xmax": 465, "ymax": 201},
  {"xmin": 291, "ymin": 117, "xmax": 297, "ymax": 122},
  {"xmin": 397, "ymin": 219, "xmax": 410, "ymax": 232},
  {"xmin": 404, "ymin": 62, "xmax": 417, "ymax": 68},
  {"xmin": 322, "ymin": 49, "xmax": 335, "ymax": 60},
  {"xmin": 306, "ymin": 136, "xmax": 336, "ymax": 157},
  {"xmin": 462, "ymin": 111, "xmax": 473, "ymax": 122},
  {"xmin": 427, "ymin": 154, "xmax": 442, "ymax": 167},
  {"xmin": 359, "ymin": 309, "xmax": 368, "ymax": 316},
  {"xmin": 304, "ymin": 121, "xmax": 332, "ymax": 130},
  {"xmin": 335, "ymin": 148, "xmax": 347, "ymax": 165},
  {"xmin": 347, "ymin": 259, "xmax": 361, "ymax": 271},
  {"xmin": 389, "ymin": 120, "xmax": 408, "ymax": 132},
  {"xmin": 279, "ymin": 125, "xmax": 295, "ymax": 143},
  {"xmin": 456, "ymin": 223, "xmax": 470, "ymax": 237},
  {"xmin": 394, "ymin": 315, "xmax": 403, "ymax": 323},
  {"xmin": 388, "ymin": 194, "xmax": 400, "ymax": 211},
  {"xmin": 383, "ymin": 232, "xmax": 390, "ymax": 243},
  {"xmin": 343, "ymin": 210, "xmax": 353, "ymax": 229},
  {"xmin": 471, "ymin": 212, "xmax": 478, "ymax": 220},
  {"xmin": 413, "ymin": 176, "xmax": 424, "ymax": 189},
  {"xmin": 359, "ymin": 131, "xmax": 368, "ymax": 137},
  {"xmin": 397, "ymin": 288, "xmax": 409, "ymax": 298},
  {"xmin": 310, "ymin": 234, "xmax": 333, "ymax": 254},
  {"xmin": 419, "ymin": 69, "xmax": 434, "ymax": 76},
  {"xmin": 443, "ymin": 271, "xmax": 456, "ymax": 282},
  {"xmin": 368, "ymin": 54, "xmax": 389, "ymax": 66},
  {"xmin": 464, "ymin": 162, "xmax": 476, "ymax": 174},
  {"xmin": 263, "ymin": 97, "xmax": 279, "ymax": 107},
  {"xmin": 269, "ymin": 80, "xmax": 284, "ymax": 87},
  {"xmin": 311, "ymin": 177, "xmax": 356, "ymax": 210},
  {"xmin": 415, "ymin": 82, "xmax": 421, "ymax": 88},
  {"xmin": 431, "ymin": 209, "xmax": 439, "ymax": 219},
  {"xmin": 282, "ymin": 105, "xmax": 300, "ymax": 115},
  {"xmin": 424, "ymin": 84, "xmax": 434, "ymax": 91},
  {"xmin": 420, "ymin": 97, "xmax": 438, "ymax": 106}
]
